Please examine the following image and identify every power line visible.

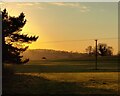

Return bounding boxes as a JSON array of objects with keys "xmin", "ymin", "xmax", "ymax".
[{"xmin": 39, "ymin": 37, "xmax": 118, "ymax": 43}]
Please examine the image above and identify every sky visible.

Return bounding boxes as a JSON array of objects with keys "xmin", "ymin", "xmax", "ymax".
[{"xmin": 1, "ymin": 2, "xmax": 118, "ymax": 54}]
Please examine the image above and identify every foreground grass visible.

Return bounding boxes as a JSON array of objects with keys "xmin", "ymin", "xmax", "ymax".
[
  {"xmin": 3, "ymin": 72, "xmax": 119, "ymax": 95},
  {"xmin": 16, "ymin": 72, "xmax": 118, "ymax": 91}
]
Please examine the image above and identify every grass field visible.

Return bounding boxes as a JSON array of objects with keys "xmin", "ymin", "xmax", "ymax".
[{"xmin": 3, "ymin": 56, "xmax": 119, "ymax": 95}]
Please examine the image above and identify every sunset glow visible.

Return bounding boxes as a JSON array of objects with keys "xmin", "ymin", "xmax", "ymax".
[{"xmin": 1, "ymin": 2, "xmax": 118, "ymax": 54}]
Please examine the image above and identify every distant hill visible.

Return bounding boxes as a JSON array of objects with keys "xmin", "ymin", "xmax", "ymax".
[{"xmin": 23, "ymin": 49, "xmax": 87, "ymax": 60}]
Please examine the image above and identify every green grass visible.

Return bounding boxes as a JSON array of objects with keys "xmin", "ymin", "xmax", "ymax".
[
  {"xmin": 13, "ymin": 57, "xmax": 118, "ymax": 73},
  {"xmin": 3, "ymin": 57, "xmax": 119, "ymax": 95}
]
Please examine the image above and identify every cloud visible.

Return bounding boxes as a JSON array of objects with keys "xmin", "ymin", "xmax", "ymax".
[
  {"xmin": 80, "ymin": 6, "xmax": 90, "ymax": 12},
  {"xmin": 49, "ymin": 2, "xmax": 90, "ymax": 13},
  {"xmin": 80, "ymin": 9, "xmax": 89, "ymax": 13},
  {"xmin": 38, "ymin": 6, "xmax": 45, "ymax": 10},
  {"xmin": 50, "ymin": 2, "xmax": 79, "ymax": 8},
  {"xmin": 16, "ymin": 3, "xmax": 45, "ymax": 10},
  {"xmin": 50, "ymin": 2, "xmax": 66, "ymax": 6},
  {"xmin": 16, "ymin": 3, "xmax": 34, "ymax": 6}
]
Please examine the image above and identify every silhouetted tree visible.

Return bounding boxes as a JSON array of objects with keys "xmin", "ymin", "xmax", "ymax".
[
  {"xmin": 2, "ymin": 9, "xmax": 39, "ymax": 64},
  {"xmin": 97, "ymin": 43, "xmax": 113, "ymax": 56},
  {"xmin": 85, "ymin": 46, "xmax": 93, "ymax": 55},
  {"xmin": 85, "ymin": 43, "xmax": 113, "ymax": 56}
]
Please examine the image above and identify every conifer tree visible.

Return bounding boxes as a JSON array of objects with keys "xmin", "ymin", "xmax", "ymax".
[{"xmin": 2, "ymin": 9, "xmax": 39, "ymax": 64}]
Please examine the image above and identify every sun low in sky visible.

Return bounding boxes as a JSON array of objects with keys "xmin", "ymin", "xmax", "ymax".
[{"xmin": 1, "ymin": 2, "xmax": 118, "ymax": 54}]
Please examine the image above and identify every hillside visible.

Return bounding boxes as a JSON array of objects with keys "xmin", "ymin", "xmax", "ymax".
[{"xmin": 23, "ymin": 49, "xmax": 87, "ymax": 60}]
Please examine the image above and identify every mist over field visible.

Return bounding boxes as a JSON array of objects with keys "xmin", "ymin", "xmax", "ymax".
[{"xmin": 23, "ymin": 49, "xmax": 88, "ymax": 60}]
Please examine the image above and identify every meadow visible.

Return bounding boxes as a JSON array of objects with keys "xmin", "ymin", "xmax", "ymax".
[{"xmin": 3, "ymin": 56, "xmax": 119, "ymax": 95}]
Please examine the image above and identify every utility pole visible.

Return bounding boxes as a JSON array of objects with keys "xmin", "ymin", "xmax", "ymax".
[{"xmin": 95, "ymin": 39, "xmax": 98, "ymax": 70}]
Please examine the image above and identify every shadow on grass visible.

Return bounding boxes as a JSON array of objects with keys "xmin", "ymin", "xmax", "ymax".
[
  {"xmin": 14, "ymin": 64, "xmax": 119, "ymax": 73},
  {"xmin": 2, "ymin": 73, "xmax": 118, "ymax": 96}
]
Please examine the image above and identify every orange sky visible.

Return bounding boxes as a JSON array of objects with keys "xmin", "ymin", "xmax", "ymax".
[{"xmin": 1, "ymin": 2, "xmax": 118, "ymax": 54}]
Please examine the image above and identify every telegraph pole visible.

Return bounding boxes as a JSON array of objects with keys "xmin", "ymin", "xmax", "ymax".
[{"xmin": 95, "ymin": 39, "xmax": 98, "ymax": 70}]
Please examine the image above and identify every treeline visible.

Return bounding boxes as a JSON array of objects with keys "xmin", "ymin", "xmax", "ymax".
[
  {"xmin": 23, "ymin": 49, "xmax": 88, "ymax": 60},
  {"xmin": 23, "ymin": 47, "xmax": 118, "ymax": 61},
  {"xmin": 85, "ymin": 43, "xmax": 114, "ymax": 56}
]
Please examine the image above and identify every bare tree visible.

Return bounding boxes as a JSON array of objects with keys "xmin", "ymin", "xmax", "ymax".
[
  {"xmin": 85, "ymin": 43, "xmax": 113, "ymax": 56},
  {"xmin": 97, "ymin": 43, "xmax": 113, "ymax": 56},
  {"xmin": 85, "ymin": 46, "xmax": 93, "ymax": 55}
]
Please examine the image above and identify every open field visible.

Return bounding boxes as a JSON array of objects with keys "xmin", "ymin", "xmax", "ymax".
[
  {"xmin": 14, "ymin": 56, "xmax": 119, "ymax": 73},
  {"xmin": 3, "ymin": 57, "xmax": 119, "ymax": 95}
]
